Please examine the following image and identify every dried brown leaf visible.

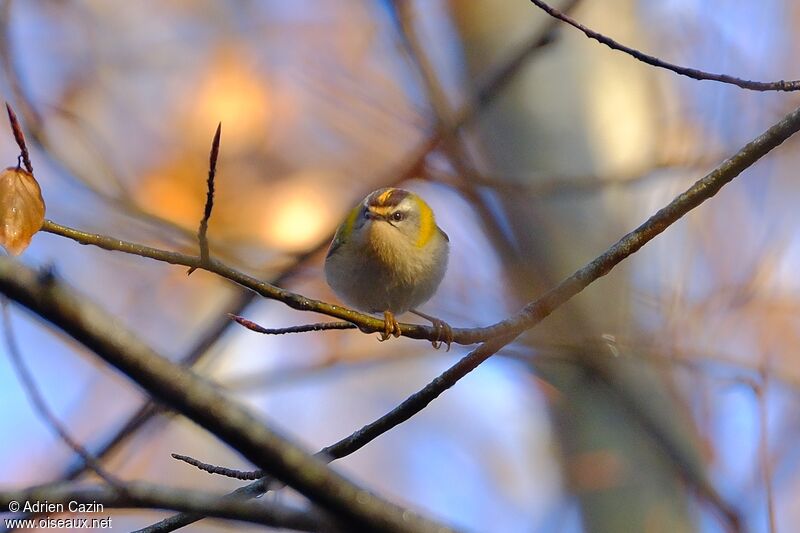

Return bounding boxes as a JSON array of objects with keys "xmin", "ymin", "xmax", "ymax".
[{"xmin": 0, "ymin": 167, "xmax": 45, "ymax": 255}]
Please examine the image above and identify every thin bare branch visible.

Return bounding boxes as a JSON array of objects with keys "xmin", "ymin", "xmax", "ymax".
[
  {"xmin": 529, "ymin": 0, "xmax": 800, "ymax": 91},
  {"xmin": 187, "ymin": 123, "xmax": 221, "ymax": 275},
  {"xmin": 230, "ymin": 314, "xmax": 356, "ymax": 335},
  {"xmin": 171, "ymin": 453, "xmax": 261, "ymax": 481}
]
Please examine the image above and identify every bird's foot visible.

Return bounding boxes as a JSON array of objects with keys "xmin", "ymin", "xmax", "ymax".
[
  {"xmin": 378, "ymin": 310, "xmax": 402, "ymax": 341},
  {"xmin": 411, "ymin": 309, "xmax": 453, "ymax": 351},
  {"xmin": 429, "ymin": 317, "xmax": 453, "ymax": 351}
]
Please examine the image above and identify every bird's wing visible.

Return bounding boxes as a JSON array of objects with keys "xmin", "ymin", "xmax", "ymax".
[{"xmin": 326, "ymin": 204, "xmax": 361, "ymax": 259}]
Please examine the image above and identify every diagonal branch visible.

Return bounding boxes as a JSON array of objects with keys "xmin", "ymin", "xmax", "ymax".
[
  {"xmin": 0, "ymin": 260, "xmax": 459, "ymax": 533},
  {"xmin": 111, "ymin": 338, "xmax": 513, "ymax": 533},
  {"xmin": 112, "ymin": 102, "xmax": 800, "ymax": 530},
  {"xmin": 529, "ymin": 0, "xmax": 800, "ymax": 91}
]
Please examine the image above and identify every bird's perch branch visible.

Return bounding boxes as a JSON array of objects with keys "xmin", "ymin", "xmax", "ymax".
[{"xmin": 40, "ymin": 101, "xmax": 800, "ymax": 346}]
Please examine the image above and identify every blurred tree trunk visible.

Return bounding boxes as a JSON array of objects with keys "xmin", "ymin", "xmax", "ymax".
[{"xmin": 449, "ymin": 1, "xmax": 702, "ymax": 531}]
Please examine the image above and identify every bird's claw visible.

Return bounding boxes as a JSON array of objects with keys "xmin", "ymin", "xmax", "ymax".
[
  {"xmin": 429, "ymin": 317, "xmax": 453, "ymax": 351},
  {"xmin": 410, "ymin": 309, "xmax": 454, "ymax": 350},
  {"xmin": 378, "ymin": 310, "xmax": 402, "ymax": 341}
]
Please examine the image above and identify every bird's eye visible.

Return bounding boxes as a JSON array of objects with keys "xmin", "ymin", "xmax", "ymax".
[{"xmin": 391, "ymin": 211, "xmax": 406, "ymax": 222}]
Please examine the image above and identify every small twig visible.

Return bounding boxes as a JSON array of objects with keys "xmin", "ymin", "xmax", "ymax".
[
  {"xmin": 171, "ymin": 453, "xmax": 262, "ymax": 481},
  {"xmin": 188, "ymin": 122, "xmax": 221, "ymax": 275},
  {"xmin": 230, "ymin": 314, "xmax": 356, "ymax": 335},
  {"xmin": 1, "ymin": 300, "xmax": 120, "ymax": 487},
  {"xmin": 5, "ymin": 102, "xmax": 32, "ymax": 173},
  {"xmin": 529, "ymin": 0, "xmax": 800, "ymax": 91}
]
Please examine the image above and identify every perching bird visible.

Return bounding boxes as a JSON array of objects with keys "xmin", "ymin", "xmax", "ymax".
[{"xmin": 324, "ymin": 187, "xmax": 451, "ymax": 347}]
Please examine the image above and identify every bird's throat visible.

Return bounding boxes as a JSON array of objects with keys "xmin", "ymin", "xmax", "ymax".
[{"xmin": 367, "ymin": 221, "xmax": 406, "ymax": 265}]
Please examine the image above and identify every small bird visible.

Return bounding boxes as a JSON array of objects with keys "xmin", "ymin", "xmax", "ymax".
[{"xmin": 325, "ymin": 187, "xmax": 452, "ymax": 347}]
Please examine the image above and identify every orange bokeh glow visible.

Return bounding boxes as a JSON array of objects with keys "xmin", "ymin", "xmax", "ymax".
[
  {"xmin": 259, "ymin": 174, "xmax": 340, "ymax": 252},
  {"xmin": 187, "ymin": 51, "xmax": 273, "ymax": 150}
]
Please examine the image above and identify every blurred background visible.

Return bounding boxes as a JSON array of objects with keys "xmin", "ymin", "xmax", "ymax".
[{"xmin": 1, "ymin": 0, "xmax": 799, "ymax": 531}]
